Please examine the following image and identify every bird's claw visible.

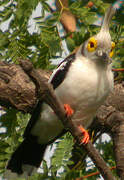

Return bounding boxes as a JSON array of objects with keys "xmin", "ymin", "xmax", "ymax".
[
  {"xmin": 78, "ymin": 125, "xmax": 89, "ymax": 144},
  {"xmin": 64, "ymin": 104, "xmax": 74, "ymax": 117}
]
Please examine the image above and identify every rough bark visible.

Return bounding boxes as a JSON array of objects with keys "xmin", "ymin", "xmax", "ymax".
[{"xmin": 0, "ymin": 61, "xmax": 36, "ymax": 112}]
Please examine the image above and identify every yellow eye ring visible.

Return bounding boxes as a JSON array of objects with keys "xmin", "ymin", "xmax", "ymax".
[
  {"xmin": 109, "ymin": 42, "xmax": 115, "ymax": 58},
  {"xmin": 87, "ymin": 37, "xmax": 97, "ymax": 52}
]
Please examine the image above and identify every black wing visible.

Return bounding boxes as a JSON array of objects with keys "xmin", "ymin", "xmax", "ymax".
[
  {"xmin": 24, "ymin": 53, "xmax": 75, "ymax": 138},
  {"xmin": 24, "ymin": 101, "xmax": 42, "ymax": 138},
  {"xmin": 49, "ymin": 53, "xmax": 75, "ymax": 89}
]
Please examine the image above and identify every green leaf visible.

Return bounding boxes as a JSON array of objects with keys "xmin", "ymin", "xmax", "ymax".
[
  {"xmin": 42, "ymin": 2, "xmax": 51, "ymax": 12},
  {"xmin": 84, "ymin": 12, "xmax": 97, "ymax": 25},
  {"xmin": 51, "ymin": 133, "xmax": 74, "ymax": 177},
  {"xmin": 0, "ymin": 0, "xmax": 10, "ymax": 6},
  {"xmin": 66, "ymin": 37, "xmax": 76, "ymax": 52}
]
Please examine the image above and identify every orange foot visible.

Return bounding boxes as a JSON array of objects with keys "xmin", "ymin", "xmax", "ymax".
[
  {"xmin": 78, "ymin": 125, "xmax": 90, "ymax": 144},
  {"xmin": 64, "ymin": 104, "xmax": 74, "ymax": 117}
]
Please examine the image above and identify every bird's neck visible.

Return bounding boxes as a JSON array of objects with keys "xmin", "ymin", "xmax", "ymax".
[{"xmin": 93, "ymin": 58, "xmax": 111, "ymax": 70}]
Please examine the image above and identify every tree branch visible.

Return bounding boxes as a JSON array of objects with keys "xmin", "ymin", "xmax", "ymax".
[
  {"xmin": 94, "ymin": 82, "xmax": 124, "ymax": 179},
  {"xmin": 0, "ymin": 61, "xmax": 36, "ymax": 112},
  {"xmin": 110, "ymin": 112, "xmax": 124, "ymax": 179},
  {"xmin": 96, "ymin": 109, "xmax": 124, "ymax": 179}
]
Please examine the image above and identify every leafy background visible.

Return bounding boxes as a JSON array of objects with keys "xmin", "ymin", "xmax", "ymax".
[{"xmin": 0, "ymin": 0, "xmax": 123, "ymax": 179}]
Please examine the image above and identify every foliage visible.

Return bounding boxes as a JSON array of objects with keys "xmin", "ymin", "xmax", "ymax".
[
  {"xmin": 0, "ymin": 0, "xmax": 123, "ymax": 179},
  {"xmin": 50, "ymin": 133, "xmax": 74, "ymax": 178}
]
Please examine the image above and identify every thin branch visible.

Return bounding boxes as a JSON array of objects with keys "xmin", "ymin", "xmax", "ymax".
[
  {"xmin": 80, "ymin": 166, "xmax": 116, "ymax": 179},
  {"xmin": 112, "ymin": 68, "xmax": 124, "ymax": 72}
]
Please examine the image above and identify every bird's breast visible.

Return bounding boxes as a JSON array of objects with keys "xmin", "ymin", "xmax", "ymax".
[{"xmin": 55, "ymin": 58, "xmax": 113, "ymax": 127}]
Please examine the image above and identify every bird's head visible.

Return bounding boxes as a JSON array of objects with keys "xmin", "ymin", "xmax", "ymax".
[{"xmin": 81, "ymin": 5, "xmax": 116, "ymax": 65}]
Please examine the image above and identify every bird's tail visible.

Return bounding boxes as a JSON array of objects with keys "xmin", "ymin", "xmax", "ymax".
[{"xmin": 4, "ymin": 135, "xmax": 47, "ymax": 179}]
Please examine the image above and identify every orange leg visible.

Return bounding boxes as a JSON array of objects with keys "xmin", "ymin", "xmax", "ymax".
[
  {"xmin": 64, "ymin": 104, "xmax": 74, "ymax": 117},
  {"xmin": 78, "ymin": 125, "xmax": 90, "ymax": 144},
  {"xmin": 64, "ymin": 105, "xmax": 89, "ymax": 144}
]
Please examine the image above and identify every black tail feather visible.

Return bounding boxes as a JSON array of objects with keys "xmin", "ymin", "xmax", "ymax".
[{"xmin": 7, "ymin": 135, "xmax": 47, "ymax": 175}]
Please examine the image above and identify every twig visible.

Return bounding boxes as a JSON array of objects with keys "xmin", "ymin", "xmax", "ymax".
[
  {"xmin": 80, "ymin": 166, "xmax": 116, "ymax": 179},
  {"xmin": 112, "ymin": 68, "xmax": 124, "ymax": 72}
]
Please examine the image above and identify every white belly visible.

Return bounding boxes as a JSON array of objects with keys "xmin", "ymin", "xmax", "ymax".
[
  {"xmin": 31, "ymin": 58, "xmax": 113, "ymax": 144},
  {"xmin": 31, "ymin": 103, "xmax": 64, "ymax": 144},
  {"xmin": 55, "ymin": 59, "xmax": 113, "ymax": 127}
]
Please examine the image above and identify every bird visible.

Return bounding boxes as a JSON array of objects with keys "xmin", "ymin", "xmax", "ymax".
[{"xmin": 5, "ymin": 5, "xmax": 116, "ymax": 179}]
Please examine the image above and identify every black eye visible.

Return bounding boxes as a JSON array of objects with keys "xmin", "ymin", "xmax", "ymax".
[{"xmin": 90, "ymin": 42, "xmax": 94, "ymax": 48}]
